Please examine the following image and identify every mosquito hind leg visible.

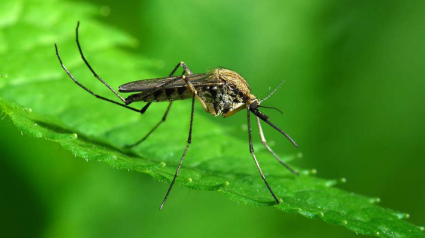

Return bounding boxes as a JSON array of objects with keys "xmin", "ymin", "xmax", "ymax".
[
  {"xmin": 74, "ymin": 22, "xmax": 128, "ymax": 103},
  {"xmin": 256, "ymin": 117, "xmax": 298, "ymax": 175},
  {"xmin": 55, "ymin": 22, "xmax": 148, "ymax": 113},
  {"xmin": 54, "ymin": 44, "xmax": 143, "ymax": 113}
]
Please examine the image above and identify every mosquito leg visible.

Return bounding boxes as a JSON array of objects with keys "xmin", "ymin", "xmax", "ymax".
[
  {"xmin": 74, "ymin": 22, "xmax": 128, "ymax": 103},
  {"xmin": 141, "ymin": 102, "xmax": 152, "ymax": 114},
  {"xmin": 170, "ymin": 61, "xmax": 193, "ymax": 76},
  {"xmin": 256, "ymin": 116, "xmax": 298, "ymax": 175},
  {"xmin": 125, "ymin": 102, "xmax": 173, "ymax": 148},
  {"xmin": 54, "ymin": 44, "xmax": 143, "ymax": 113},
  {"xmin": 126, "ymin": 63, "xmax": 192, "ymax": 147},
  {"xmin": 247, "ymin": 109, "xmax": 280, "ymax": 204},
  {"xmin": 159, "ymin": 94, "xmax": 195, "ymax": 210},
  {"xmin": 140, "ymin": 61, "xmax": 194, "ymax": 100}
]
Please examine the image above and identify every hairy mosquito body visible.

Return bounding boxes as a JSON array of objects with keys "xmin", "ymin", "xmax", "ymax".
[
  {"xmin": 55, "ymin": 22, "xmax": 298, "ymax": 210},
  {"xmin": 120, "ymin": 68, "xmax": 253, "ymax": 118}
]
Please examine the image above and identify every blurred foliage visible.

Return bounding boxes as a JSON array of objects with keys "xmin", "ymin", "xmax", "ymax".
[{"xmin": 1, "ymin": 0, "xmax": 425, "ymax": 237}]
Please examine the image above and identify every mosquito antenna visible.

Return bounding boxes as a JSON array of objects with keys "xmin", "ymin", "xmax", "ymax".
[
  {"xmin": 258, "ymin": 105, "xmax": 283, "ymax": 114},
  {"xmin": 259, "ymin": 80, "xmax": 285, "ymax": 103}
]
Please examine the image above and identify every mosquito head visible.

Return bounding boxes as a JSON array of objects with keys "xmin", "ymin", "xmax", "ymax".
[{"xmin": 248, "ymin": 99, "xmax": 269, "ymax": 121}]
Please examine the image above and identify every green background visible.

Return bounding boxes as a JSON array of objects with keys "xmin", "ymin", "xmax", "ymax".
[{"xmin": 1, "ymin": 0, "xmax": 424, "ymax": 237}]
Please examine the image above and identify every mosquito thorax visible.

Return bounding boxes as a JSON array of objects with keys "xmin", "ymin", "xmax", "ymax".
[
  {"xmin": 211, "ymin": 68, "xmax": 251, "ymax": 98},
  {"xmin": 200, "ymin": 68, "xmax": 254, "ymax": 117}
]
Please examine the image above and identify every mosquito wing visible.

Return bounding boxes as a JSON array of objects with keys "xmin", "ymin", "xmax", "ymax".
[{"xmin": 118, "ymin": 73, "xmax": 222, "ymax": 93}]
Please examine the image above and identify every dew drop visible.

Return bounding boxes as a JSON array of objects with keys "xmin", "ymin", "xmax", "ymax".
[
  {"xmin": 369, "ymin": 198, "xmax": 381, "ymax": 204},
  {"xmin": 241, "ymin": 124, "xmax": 248, "ymax": 131},
  {"xmin": 325, "ymin": 180, "xmax": 336, "ymax": 187},
  {"xmin": 395, "ymin": 213, "xmax": 410, "ymax": 219}
]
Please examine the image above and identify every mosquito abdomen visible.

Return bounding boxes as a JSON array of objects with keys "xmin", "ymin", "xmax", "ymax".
[{"xmin": 125, "ymin": 87, "xmax": 193, "ymax": 104}]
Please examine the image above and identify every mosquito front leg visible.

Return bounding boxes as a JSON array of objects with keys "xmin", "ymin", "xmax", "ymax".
[
  {"xmin": 247, "ymin": 108, "xmax": 280, "ymax": 204},
  {"xmin": 256, "ymin": 116, "xmax": 298, "ymax": 175}
]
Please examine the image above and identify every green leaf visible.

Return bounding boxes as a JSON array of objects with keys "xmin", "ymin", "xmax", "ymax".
[{"xmin": 0, "ymin": 0, "xmax": 423, "ymax": 237}]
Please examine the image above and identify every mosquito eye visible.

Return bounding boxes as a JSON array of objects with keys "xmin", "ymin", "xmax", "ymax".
[{"xmin": 250, "ymin": 102, "xmax": 259, "ymax": 110}]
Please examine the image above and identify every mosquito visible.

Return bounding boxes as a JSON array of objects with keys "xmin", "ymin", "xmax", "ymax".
[{"xmin": 54, "ymin": 22, "xmax": 298, "ymax": 210}]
